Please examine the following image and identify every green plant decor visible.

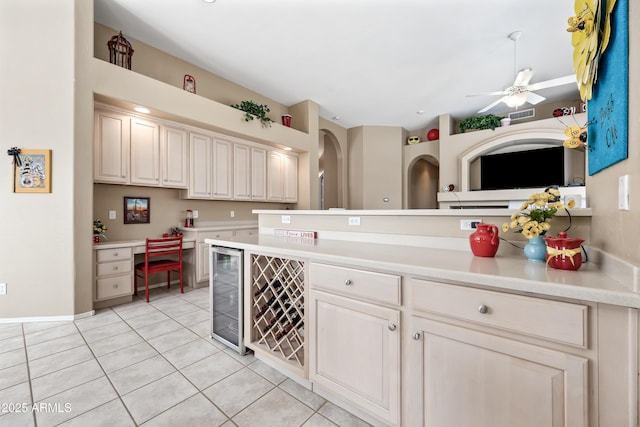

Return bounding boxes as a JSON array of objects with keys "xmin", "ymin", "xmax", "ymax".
[
  {"xmin": 231, "ymin": 100, "xmax": 274, "ymax": 127},
  {"xmin": 458, "ymin": 114, "xmax": 504, "ymax": 133}
]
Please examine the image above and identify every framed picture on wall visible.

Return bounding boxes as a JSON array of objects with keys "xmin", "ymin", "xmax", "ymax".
[
  {"xmin": 124, "ymin": 197, "xmax": 150, "ymax": 224},
  {"xmin": 12, "ymin": 149, "xmax": 52, "ymax": 193}
]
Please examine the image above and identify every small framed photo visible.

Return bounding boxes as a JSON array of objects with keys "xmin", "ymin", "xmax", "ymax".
[
  {"xmin": 124, "ymin": 197, "xmax": 150, "ymax": 224},
  {"xmin": 12, "ymin": 149, "xmax": 52, "ymax": 193}
]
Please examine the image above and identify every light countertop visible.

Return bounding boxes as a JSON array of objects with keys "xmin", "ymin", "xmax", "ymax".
[{"xmin": 205, "ymin": 233, "xmax": 640, "ymax": 309}]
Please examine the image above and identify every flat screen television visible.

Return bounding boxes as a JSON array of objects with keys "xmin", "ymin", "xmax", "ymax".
[{"xmin": 480, "ymin": 146, "xmax": 565, "ymax": 191}]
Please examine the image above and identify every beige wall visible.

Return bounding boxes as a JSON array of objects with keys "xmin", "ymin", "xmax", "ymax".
[
  {"xmin": 1, "ymin": 0, "xmax": 80, "ymax": 318},
  {"xmin": 348, "ymin": 126, "xmax": 403, "ymax": 209}
]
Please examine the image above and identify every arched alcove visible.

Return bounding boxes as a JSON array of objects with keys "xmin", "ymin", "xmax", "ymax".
[
  {"xmin": 407, "ymin": 155, "xmax": 439, "ymax": 209},
  {"xmin": 318, "ymin": 129, "xmax": 344, "ymax": 209}
]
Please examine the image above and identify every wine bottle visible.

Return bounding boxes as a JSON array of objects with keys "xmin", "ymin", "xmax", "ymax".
[
  {"xmin": 261, "ymin": 301, "xmax": 296, "ymax": 333},
  {"xmin": 254, "ymin": 279, "xmax": 282, "ymax": 297},
  {"xmin": 275, "ymin": 313, "xmax": 304, "ymax": 340}
]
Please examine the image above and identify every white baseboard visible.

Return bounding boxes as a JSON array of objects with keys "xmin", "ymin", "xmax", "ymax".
[{"xmin": 0, "ymin": 309, "xmax": 95, "ymax": 324}]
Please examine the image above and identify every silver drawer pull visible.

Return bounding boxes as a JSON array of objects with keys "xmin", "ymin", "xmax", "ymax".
[
  {"xmin": 412, "ymin": 332, "xmax": 421, "ymax": 340},
  {"xmin": 113, "ymin": 284, "xmax": 118, "ymax": 288},
  {"xmin": 113, "ymin": 252, "xmax": 118, "ymax": 257},
  {"xmin": 478, "ymin": 304, "xmax": 489, "ymax": 314},
  {"xmin": 344, "ymin": 279, "xmax": 353, "ymax": 286},
  {"xmin": 388, "ymin": 323, "xmax": 397, "ymax": 331}
]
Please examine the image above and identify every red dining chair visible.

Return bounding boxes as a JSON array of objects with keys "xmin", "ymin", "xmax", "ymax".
[{"xmin": 134, "ymin": 236, "xmax": 183, "ymax": 302}]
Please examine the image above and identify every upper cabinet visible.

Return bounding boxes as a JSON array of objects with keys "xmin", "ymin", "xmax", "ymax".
[
  {"xmin": 268, "ymin": 151, "xmax": 298, "ymax": 203},
  {"xmin": 94, "ymin": 106, "xmax": 188, "ymax": 189},
  {"xmin": 130, "ymin": 117, "xmax": 160, "ymax": 186},
  {"xmin": 94, "ymin": 104, "xmax": 298, "ymax": 203},
  {"xmin": 94, "ymin": 110, "xmax": 130, "ymax": 184}
]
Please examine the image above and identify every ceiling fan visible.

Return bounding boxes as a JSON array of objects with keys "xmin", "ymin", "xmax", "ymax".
[{"xmin": 468, "ymin": 30, "xmax": 577, "ymax": 114}]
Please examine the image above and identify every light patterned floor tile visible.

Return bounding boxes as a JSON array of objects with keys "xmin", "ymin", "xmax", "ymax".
[
  {"xmin": 0, "ymin": 409, "xmax": 35, "ymax": 427},
  {"xmin": 0, "ymin": 363, "xmax": 29, "ymax": 391},
  {"xmin": 248, "ymin": 359, "xmax": 288, "ymax": 385},
  {"xmin": 142, "ymin": 393, "xmax": 228, "ymax": 427},
  {"xmin": 232, "ymin": 388, "xmax": 314, "ymax": 427},
  {"xmin": 147, "ymin": 327, "xmax": 199, "ymax": 353},
  {"xmin": 108, "ymin": 354, "xmax": 176, "ymax": 395},
  {"xmin": 180, "ymin": 351, "xmax": 244, "ymax": 390},
  {"xmin": 173, "ymin": 308, "xmax": 209, "ymax": 326},
  {"xmin": 112, "ymin": 302, "xmax": 160, "ymax": 320},
  {"xmin": 203, "ymin": 367, "xmax": 274, "ymax": 417},
  {"xmin": 162, "ymin": 338, "xmax": 220, "ymax": 369},
  {"xmin": 31, "ymin": 359, "xmax": 104, "ymax": 402},
  {"xmin": 0, "ymin": 381, "xmax": 32, "ymax": 411},
  {"xmin": 34, "ymin": 376, "xmax": 118, "ymax": 427},
  {"xmin": 22, "ymin": 321, "xmax": 70, "ymax": 335},
  {"xmin": 24, "ymin": 323, "xmax": 78, "ymax": 347},
  {"xmin": 302, "ymin": 413, "xmax": 339, "ymax": 427},
  {"xmin": 79, "ymin": 320, "xmax": 132, "ymax": 343},
  {"xmin": 318, "ymin": 402, "xmax": 373, "ymax": 427},
  {"xmin": 135, "ymin": 319, "xmax": 183, "ymax": 341},
  {"xmin": 87, "ymin": 330, "xmax": 143, "ymax": 357},
  {"xmin": 280, "ymin": 379, "xmax": 327, "ymax": 410},
  {"xmin": 0, "ymin": 323, "xmax": 23, "ymax": 341},
  {"xmin": 29, "ymin": 345, "xmax": 94, "ymax": 379},
  {"xmin": 121, "ymin": 371, "xmax": 198, "ymax": 424},
  {"xmin": 0, "ymin": 335, "xmax": 25, "ymax": 355},
  {"xmin": 123, "ymin": 310, "xmax": 170, "ymax": 330},
  {"xmin": 97, "ymin": 341, "xmax": 159, "ymax": 374},
  {"xmin": 56, "ymin": 398, "xmax": 135, "ymax": 427},
  {"xmin": 188, "ymin": 320, "xmax": 213, "ymax": 338},
  {"xmin": 74, "ymin": 309, "xmax": 122, "ymax": 332},
  {"xmin": 0, "ymin": 347, "xmax": 26, "ymax": 370},
  {"xmin": 26, "ymin": 333, "xmax": 86, "ymax": 361}
]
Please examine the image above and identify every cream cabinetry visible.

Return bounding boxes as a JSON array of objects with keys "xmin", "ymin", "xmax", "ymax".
[
  {"xmin": 212, "ymin": 138, "xmax": 233, "ymax": 199},
  {"xmin": 267, "ymin": 151, "xmax": 298, "ymax": 202},
  {"xmin": 308, "ymin": 263, "xmax": 401, "ymax": 426},
  {"xmin": 408, "ymin": 278, "xmax": 589, "ymax": 427},
  {"xmin": 250, "ymin": 147, "xmax": 267, "ymax": 201},
  {"xmin": 130, "ymin": 117, "xmax": 161, "ymax": 186},
  {"xmin": 187, "ymin": 131, "xmax": 213, "ymax": 199},
  {"xmin": 161, "ymin": 125, "xmax": 188, "ymax": 188},
  {"xmin": 94, "ymin": 106, "xmax": 188, "ymax": 189},
  {"xmin": 233, "ymin": 143, "xmax": 251, "ymax": 200},
  {"xmin": 94, "ymin": 110, "xmax": 129, "ymax": 184},
  {"xmin": 94, "ymin": 247, "xmax": 133, "ymax": 302}
]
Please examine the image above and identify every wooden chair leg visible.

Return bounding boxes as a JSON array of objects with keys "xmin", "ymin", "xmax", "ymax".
[
  {"xmin": 145, "ymin": 270, "xmax": 150, "ymax": 303},
  {"xmin": 179, "ymin": 267, "xmax": 184, "ymax": 294}
]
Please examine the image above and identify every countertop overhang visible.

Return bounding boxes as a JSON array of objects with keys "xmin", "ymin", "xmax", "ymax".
[{"xmin": 205, "ymin": 233, "xmax": 640, "ymax": 309}]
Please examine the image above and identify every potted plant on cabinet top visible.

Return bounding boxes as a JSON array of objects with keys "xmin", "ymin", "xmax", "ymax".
[
  {"xmin": 458, "ymin": 113, "xmax": 504, "ymax": 133},
  {"xmin": 231, "ymin": 100, "xmax": 274, "ymax": 128}
]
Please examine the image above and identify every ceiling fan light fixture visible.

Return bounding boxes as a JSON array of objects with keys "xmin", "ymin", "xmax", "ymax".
[{"xmin": 505, "ymin": 92, "xmax": 528, "ymax": 108}]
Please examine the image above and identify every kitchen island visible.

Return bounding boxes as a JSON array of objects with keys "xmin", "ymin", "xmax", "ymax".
[{"xmin": 204, "ymin": 209, "xmax": 638, "ymax": 427}]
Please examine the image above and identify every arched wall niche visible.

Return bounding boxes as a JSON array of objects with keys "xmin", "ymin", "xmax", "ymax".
[
  {"xmin": 458, "ymin": 128, "xmax": 584, "ymax": 192},
  {"xmin": 407, "ymin": 154, "xmax": 439, "ymax": 209},
  {"xmin": 318, "ymin": 128, "xmax": 346, "ymax": 208}
]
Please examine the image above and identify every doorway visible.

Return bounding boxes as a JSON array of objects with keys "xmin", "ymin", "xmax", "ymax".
[
  {"xmin": 408, "ymin": 156, "xmax": 439, "ymax": 209},
  {"xmin": 318, "ymin": 130, "xmax": 343, "ymax": 209}
]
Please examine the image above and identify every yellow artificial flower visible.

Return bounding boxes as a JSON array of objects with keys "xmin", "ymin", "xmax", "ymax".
[
  {"xmin": 502, "ymin": 223, "xmax": 510, "ymax": 233},
  {"xmin": 567, "ymin": 199, "xmax": 577, "ymax": 209},
  {"xmin": 518, "ymin": 216, "xmax": 529, "ymax": 225}
]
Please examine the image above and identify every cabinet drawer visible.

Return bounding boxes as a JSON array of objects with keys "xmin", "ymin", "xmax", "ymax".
[
  {"xmin": 411, "ymin": 278, "xmax": 587, "ymax": 347},
  {"xmin": 96, "ymin": 247, "xmax": 132, "ymax": 262},
  {"xmin": 96, "ymin": 260, "xmax": 132, "ymax": 277},
  {"xmin": 310, "ymin": 263, "xmax": 401, "ymax": 306},
  {"xmin": 198, "ymin": 230, "xmax": 234, "ymax": 243},
  {"xmin": 96, "ymin": 275, "xmax": 132, "ymax": 300}
]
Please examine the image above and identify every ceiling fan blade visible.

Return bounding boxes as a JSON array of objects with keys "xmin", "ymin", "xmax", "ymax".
[
  {"xmin": 466, "ymin": 90, "xmax": 508, "ymax": 98},
  {"xmin": 478, "ymin": 96, "xmax": 509, "ymax": 114},
  {"xmin": 527, "ymin": 74, "xmax": 577, "ymax": 91},
  {"xmin": 514, "ymin": 68, "xmax": 535, "ymax": 86},
  {"xmin": 526, "ymin": 91, "xmax": 546, "ymax": 105}
]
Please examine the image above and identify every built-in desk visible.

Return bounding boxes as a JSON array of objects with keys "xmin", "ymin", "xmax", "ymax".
[{"xmin": 92, "ymin": 238, "xmax": 196, "ymax": 309}]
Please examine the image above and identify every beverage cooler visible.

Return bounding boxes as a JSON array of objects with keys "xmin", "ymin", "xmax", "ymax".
[{"xmin": 209, "ymin": 245, "xmax": 245, "ymax": 354}]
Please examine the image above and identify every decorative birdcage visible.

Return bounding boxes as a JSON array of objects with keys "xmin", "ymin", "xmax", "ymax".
[{"xmin": 107, "ymin": 31, "xmax": 134, "ymax": 70}]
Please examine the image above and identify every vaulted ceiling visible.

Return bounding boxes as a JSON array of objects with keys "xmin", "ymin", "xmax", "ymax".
[{"xmin": 94, "ymin": 0, "xmax": 580, "ymax": 131}]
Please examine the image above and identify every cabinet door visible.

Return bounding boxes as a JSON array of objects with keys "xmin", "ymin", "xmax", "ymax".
[
  {"xmin": 196, "ymin": 242, "xmax": 210, "ymax": 283},
  {"xmin": 283, "ymin": 154, "xmax": 298, "ymax": 202},
  {"xmin": 188, "ymin": 132, "xmax": 212, "ymax": 199},
  {"xmin": 161, "ymin": 126, "xmax": 188, "ymax": 188},
  {"xmin": 94, "ymin": 110, "xmax": 129, "ymax": 183},
  {"xmin": 409, "ymin": 316, "xmax": 588, "ymax": 427},
  {"xmin": 309, "ymin": 290, "xmax": 400, "ymax": 425},
  {"xmin": 233, "ymin": 143, "xmax": 251, "ymax": 200},
  {"xmin": 267, "ymin": 151, "xmax": 284, "ymax": 201},
  {"xmin": 130, "ymin": 117, "xmax": 161, "ymax": 186},
  {"xmin": 251, "ymin": 147, "xmax": 267, "ymax": 201},
  {"xmin": 212, "ymin": 138, "xmax": 232, "ymax": 199}
]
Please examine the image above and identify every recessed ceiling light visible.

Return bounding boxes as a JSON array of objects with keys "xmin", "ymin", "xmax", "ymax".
[
  {"xmin": 134, "ymin": 107, "xmax": 150, "ymax": 114},
  {"xmin": 203, "ymin": 0, "xmax": 216, "ymax": 3}
]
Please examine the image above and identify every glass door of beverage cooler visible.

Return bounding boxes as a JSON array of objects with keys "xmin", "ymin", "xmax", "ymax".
[{"xmin": 209, "ymin": 246, "xmax": 245, "ymax": 354}]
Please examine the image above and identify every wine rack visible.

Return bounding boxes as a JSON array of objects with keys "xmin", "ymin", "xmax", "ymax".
[{"xmin": 250, "ymin": 254, "xmax": 305, "ymax": 368}]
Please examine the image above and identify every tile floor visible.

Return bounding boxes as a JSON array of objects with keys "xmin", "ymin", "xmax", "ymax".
[{"xmin": 0, "ymin": 286, "xmax": 373, "ymax": 427}]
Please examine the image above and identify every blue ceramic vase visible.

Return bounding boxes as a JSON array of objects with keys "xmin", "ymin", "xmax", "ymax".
[{"xmin": 524, "ymin": 235, "xmax": 547, "ymax": 262}]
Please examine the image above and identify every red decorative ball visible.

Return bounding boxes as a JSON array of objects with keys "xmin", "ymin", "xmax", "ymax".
[{"xmin": 427, "ymin": 128, "xmax": 439, "ymax": 141}]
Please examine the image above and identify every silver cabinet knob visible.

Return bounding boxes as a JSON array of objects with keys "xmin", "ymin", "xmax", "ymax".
[
  {"xmin": 388, "ymin": 323, "xmax": 397, "ymax": 331},
  {"xmin": 412, "ymin": 332, "xmax": 421, "ymax": 340},
  {"xmin": 344, "ymin": 279, "xmax": 353, "ymax": 286},
  {"xmin": 478, "ymin": 304, "xmax": 489, "ymax": 314}
]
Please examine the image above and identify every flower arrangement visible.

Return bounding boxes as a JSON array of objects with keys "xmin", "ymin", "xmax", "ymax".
[
  {"xmin": 502, "ymin": 188, "xmax": 576, "ymax": 239},
  {"xmin": 93, "ymin": 219, "xmax": 108, "ymax": 239}
]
